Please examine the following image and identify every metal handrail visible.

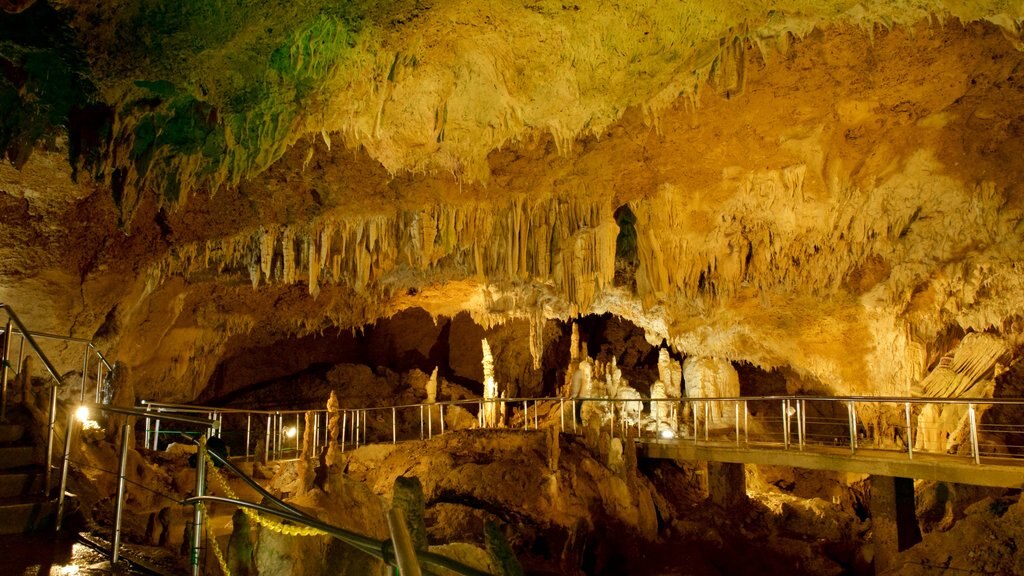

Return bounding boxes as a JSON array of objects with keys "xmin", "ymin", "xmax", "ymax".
[
  {"xmin": 142, "ymin": 393, "xmax": 1024, "ymax": 473},
  {"xmin": 57, "ymin": 403, "xmax": 220, "ymax": 570},
  {"xmin": 185, "ymin": 492, "xmax": 491, "ymax": 575}
]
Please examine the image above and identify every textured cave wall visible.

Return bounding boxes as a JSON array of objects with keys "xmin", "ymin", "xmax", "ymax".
[{"xmin": 1, "ymin": 8, "xmax": 1023, "ymax": 403}]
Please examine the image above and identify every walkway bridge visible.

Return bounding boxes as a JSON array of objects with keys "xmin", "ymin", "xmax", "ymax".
[{"xmin": 141, "ymin": 394, "xmax": 1024, "ymax": 489}]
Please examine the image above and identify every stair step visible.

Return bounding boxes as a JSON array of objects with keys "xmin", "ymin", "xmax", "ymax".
[
  {"xmin": 0, "ymin": 468, "xmax": 44, "ymax": 498},
  {"xmin": 0, "ymin": 423, "xmax": 25, "ymax": 444},
  {"xmin": 0, "ymin": 497, "xmax": 56, "ymax": 535},
  {"xmin": 0, "ymin": 445, "xmax": 35, "ymax": 470}
]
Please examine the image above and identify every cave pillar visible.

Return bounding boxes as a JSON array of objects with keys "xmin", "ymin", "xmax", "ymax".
[
  {"xmin": 870, "ymin": 475, "xmax": 921, "ymax": 574},
  {"xmin": 706, "ymin": 462, "xmax": 746, "ymax": 508}
]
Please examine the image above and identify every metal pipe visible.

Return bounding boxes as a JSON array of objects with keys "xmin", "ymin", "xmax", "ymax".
[
  {"xmin": 572, "ymin": 399, "xmax": 577, "ymax": 434},
  {"xmin": 735, "ymin": 401, "xmax": 740, "ymax": 447},
  {"xmin": 265, "ymin": 415, "xmax": 271, "ymax": 461},
  {"xmin": 0, "ymin": 307, "xmax": 66, "ymax": 388},
  {"xmin": 427, "ymin": 406, "xmax": 432, "ymax": 439},
  {"xmin": 905, "ymin": 402, "xmax": 913, "ymax": 460},
  {"xmin": 56, "ymin": 409, "xmax": 75, "ymax": 531},
  {"xmin": 1, "ymin": 319, "xmax": 11, "ymax": 421},
  {"xmin": 392, "ymin": 407, "xmax": 397, "ymax": 444},
  {"xmin": 112, "ymin": 418, "xmax": 132, "ymax": 564},
  {"xmin": 342, "ymin": 410, "xmax": 348, "ymax": 452},
  {"xmin": 80, "ymin": 345, "xmax": 89, "ymax": 404},
  {"xmin": 144, "ymin": 404, "xmax": 151, "ymax": 449},
  {"xmin": 245, "ymin": 413, "xmax": 251, "ymax": 461},
  {"xmin": 969, "ymin": 403, "xmax": 980, "ymax": 465},
  {"xmin": 439, "ymin": 404, "xmax": 445, "ymax": 436},
  {"xmin": 523, "ymin": 400, "xmax": 528, "ymax": 431},
  {"xmin": 743, "ymin": 401, "xmax": 749, "ymax": 446},
  {"xmin": 45, "ymin": 384, "xmax": 56, "ymax": 495},
  {"xmin": 704, "ymin": 401, "xmax": 709, "ymax": 442},
  {"xmin": 420, "ymin": 405, "xmax": 425, "ymax": 439},
  {"xmin": 363, "ymin": 410, "xmax": 367, "ymax": 445},
  {"xmin": 185, "ymin": 495, "xmax": 490, "ymax": 576},
  {"xmin": 560, "ymin": 398, "xmax": 564, "ymax": 432},
  {"xmin": 782, "ymin": 399, "xmax": 789, "ymax": 449},
  {"xmin": 95, "ymin": 361, "xmax": 102, "ymax": 404},
  {"xmin": 190, "ymin": 438, "xmax": 207, "ymax": 576},
  {"xmin": 152, "ymin": 419, "xmax": 161, "ymax": 451},
  {"xmin": 387, "ymin": 507, "xmax": 423, "ymax": 576},
  {"xmin": 847, "ymin": 401, "xmax": 857, "ymax": 455},
  {"xmin": 796, "ymin": 399, "xmax": 804, "ymax": 450},
  {"xmin": 312, "ymin": 412, "xmax": 318, "ymax": 455},
  {"xmin": 296, "ymin": 413, "xmax": 301, "ymax": 454}
]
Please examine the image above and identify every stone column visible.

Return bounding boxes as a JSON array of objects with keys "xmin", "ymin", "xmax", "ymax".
[
  {"xmin": 871, "ymin": 475, "xmax": 921, "ymax": 574},
  {"xmin": 707, "ymin": 462, "xmax": 746, "ymax": 508}
]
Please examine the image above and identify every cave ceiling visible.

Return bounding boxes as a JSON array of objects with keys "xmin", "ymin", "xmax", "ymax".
[{"xmin": 1, "ymin": 1, "xmax": 1024, "ymax": 401}]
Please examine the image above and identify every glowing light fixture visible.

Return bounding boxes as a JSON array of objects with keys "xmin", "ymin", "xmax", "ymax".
[
  {"xmin": 75, "ymin": 405, "xmax": 90, "ymax": 423},
  {"xmin": 660, "ymin": 429, "xmax": 675, "ymax": 440},
  {"xmin": 285, "ymin": 426, "xmax": 297, "ymax": 439}
]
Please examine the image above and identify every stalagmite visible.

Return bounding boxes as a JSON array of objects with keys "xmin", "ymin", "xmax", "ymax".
[
  {"xmin": 426, "ymin": 367, "xmax": 439, "ymax": 404},
  {"xmin": 481, "ymin": 339, "xmax": 499, "ymax": 428}
]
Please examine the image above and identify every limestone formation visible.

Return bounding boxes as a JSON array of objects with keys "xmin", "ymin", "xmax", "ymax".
[
  {"xmin": 682, "ymin": 357, "xmax": 741, "ymax": 431},
  {"xmin": 426, "ymin": 366, "xmax": 439, "ymax": 404},
  {"xmin": 482, "ymin": 338, "xmax": 499, "ymax": 428}
]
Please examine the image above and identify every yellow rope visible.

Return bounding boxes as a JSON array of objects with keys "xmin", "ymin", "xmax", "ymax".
[
  {"xmin": 204, "ymin": 450, "xmax": 328, "ymax": 537},
  {"xmin": 203, "ymin": 503, "xmax": 233, "ymax": 576}
]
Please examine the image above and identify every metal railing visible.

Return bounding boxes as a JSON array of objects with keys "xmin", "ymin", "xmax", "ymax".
[
  {"xmin": 141, "ymin": 394, "xmax": 1024, "ymax": 471},
  {"xmin": 56, "ymin": 403, "xmax": 220, "ymax": 571},
  {"xmin": 189, "ymin": 448, "xmax": 487, "ymax": 576}
]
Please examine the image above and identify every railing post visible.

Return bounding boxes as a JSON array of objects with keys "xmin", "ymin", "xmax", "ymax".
[
  {"xmin": 781, "ymin": 399, "xmax": 789, "ymax": 449},
  {"xmin": 190, "ymin": 438, "xmax": 207, "ymax": 576},
  {"xmin": 295, "ymin": 413, "xmax": 301, "ymax": 454},
  {"xmin": 265, "ymin": 415, "xmax": 272, "ymax": 460},
  {"xmin": 80, "ymin": 345, "xmax": 89, "ymax": 404},
  {"xmin": 905, "ymin": 402, "xmax": 913, "ymax": 460},
  {"xmin": 735, "ymin": 401, "xmax": 740, "ymax": 447},
  {"xmin": 152, "ymin": 418, "xmax": 161, "ymax": 451},
  {"xmin": 341, "ymin": 410, "xmax": 348, "ymax": 452},
  {"xmin": 363, "ymin": 409, "xmax": 367, "ymax": 444},
  {"xmin": 968, "ymin": 402, "xmax": 980, "ymax": 465},
  {"xmin": 392, "ymin": 407, "xmax": 397, "ymax": 444},
  {"xmin": 523, "ymin": 400, "xmax": 528, "ymax": 431},
  {"xmin": 559, "ymin": 398, "xmax": 564, "ymax": 432},
  {"xmin": 743, "ymin": 401, "xmax": 749, "ymax": 446},
  {"xmin": 704, "ymin": 401, "xmax": 709, "ymax": 441},
  {"xmin": 796, "ymin": 399, "xmax": 804, "ymax": 450},
  {"xmin": 0, "ymin": 319, "xmax": 11, "ymax": 421},
  {"xmin": 245, "ymin": 413, "xmax": 251, "ymax": 461},
  {"xmin": 439, "ymin": 404, "xmax": 445, "ymax": 436},
  {"xmin": 56, "ymin": 408, "xmax": 76, "ymax": 531},
  {"xmin": 112, "ymin": 417, "xmax": 133, "ymax": 564},
  {"xmin": 45, "ymin": 384, "xmax": 57, "ymax": 495},
  {"xmin": 95, "ymin": 360, "xmax": 102, "ymax": 404},
  {"xmin": 571, "ymin": 399, "xmax": 577, "ymax": 434},
  {"xmin": 144, "ymin": 404, "xmax": 152, "ymax": 449},
  {"xmin": 534, "ymin": 400, "xmax": 539, "ymax": 429},
  {"xmin": 426, "ymin": 406, "xmax": 431, "ymax": 439},
  {"xmin": 848, "ymin": 400, "xmax": 857, "ymax": 455},
  {"xmin": 420, "ymin": 405, "xmax": 424, "ymax": 439}
]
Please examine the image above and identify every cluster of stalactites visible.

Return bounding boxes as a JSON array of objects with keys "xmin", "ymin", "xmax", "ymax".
[{"xmin": 148, "ymin": 196, "xmax": 616, "ymax": 313}]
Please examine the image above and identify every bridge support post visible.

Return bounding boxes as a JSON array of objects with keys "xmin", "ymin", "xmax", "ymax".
[
  {"xmin": 870, "ymin": 475, "xmax": 921, "ymax": 574},
  {"xmin": 707, "ymin": 462, "xmax": 746, "ymax": 508}
]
